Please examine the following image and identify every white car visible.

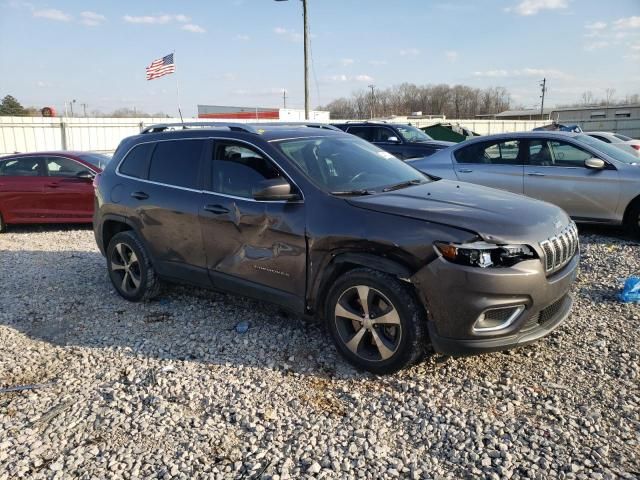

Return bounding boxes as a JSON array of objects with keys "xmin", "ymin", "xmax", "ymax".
[{"xmin": 586, "ymin": 131, "xmax": 640, "ymax": 158}]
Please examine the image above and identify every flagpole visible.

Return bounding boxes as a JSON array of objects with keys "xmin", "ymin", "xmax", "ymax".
[{"xmin": 174, "ymin": 51, "xmax": 184, "ymax": 124}]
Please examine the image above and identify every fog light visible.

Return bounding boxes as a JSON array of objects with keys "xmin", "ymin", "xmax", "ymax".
[{"xmin": 473, "ymin": 305, "xmax": 525, "ymax": 332}]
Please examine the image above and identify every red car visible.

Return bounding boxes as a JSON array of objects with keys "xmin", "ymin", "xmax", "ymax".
[{"xmin": 0, "ymin": 151, "xmax": 110, "ymax": 232}]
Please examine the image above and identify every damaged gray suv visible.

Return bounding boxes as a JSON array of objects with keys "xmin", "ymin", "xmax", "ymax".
[{"xmin": 94, "ymin": 123, "xmax": 579, "ymax": 374}]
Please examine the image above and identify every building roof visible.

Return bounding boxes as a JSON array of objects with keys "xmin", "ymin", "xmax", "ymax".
[
  {"xmin": 494, "ymin": 108, "xmax": 552, "ymax": 117},
  {"xmin": 550, "ymin": 103, "xmax": 640, "ymax": 112}
]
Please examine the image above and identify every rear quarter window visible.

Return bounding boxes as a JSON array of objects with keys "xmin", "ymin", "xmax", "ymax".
[
  {"xmin": 148, "ymin": 139, "xmax": 205, "ymax": 189},
  {"xmin": 119, "ymin": 143, "xmax": 154, "ymax": 179}
]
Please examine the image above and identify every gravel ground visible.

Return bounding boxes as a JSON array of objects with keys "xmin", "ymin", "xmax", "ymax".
[{"xmin": 0, "ymin": 225, "xmax": 638, "ymax": 480}]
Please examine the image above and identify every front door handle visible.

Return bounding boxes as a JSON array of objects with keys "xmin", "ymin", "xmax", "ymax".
[
  {"xmin": 527, "ymin": 172, "xmax": 546, "ymax": 177},
  {"xmin": 130, "ymin": 191, "xmax": 149, "ymax": 200},
  {"xmin": 204, "ymin": 204, "xmax": 230, "ymax": 215},
  {"xmin": 458, "ymin": 168, "xmax": 473, "ymax": 173},
  {"xmin": 46, "ymin": 182, "xmax": 60, "ymax": 188}
]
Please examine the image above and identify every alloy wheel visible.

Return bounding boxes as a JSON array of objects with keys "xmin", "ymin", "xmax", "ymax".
[
  {"xmin": 334, "ymin": 285, "xmax": 402, "ymax": 362},
  {"xmin": 110, "ymin": 243, "xmax": 142, "ymax": 294}
]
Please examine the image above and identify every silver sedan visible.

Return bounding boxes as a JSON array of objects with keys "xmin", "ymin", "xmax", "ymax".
[{"xmin": 409, "ymin": 131, "xmax": 640, "ymax": 236}]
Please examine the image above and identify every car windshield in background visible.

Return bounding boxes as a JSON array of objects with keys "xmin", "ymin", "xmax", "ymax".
[
  {"xmin": 576, "ymin": 135, "xmax": 639, "ymax": 165},
  {"xmin": 78, "ymin": 153, "xmax": 111, "ymax": 169},
  {"xmin": 614, "ymin": 133, "xmax": 632, "ymax": 141},
  {"xmin": 396, "ymin": 125, "xmax": 433, "ymax": 143},
  {"xmin": 274, "ymin": 136, "xmax": 429, "ymax": 195}
]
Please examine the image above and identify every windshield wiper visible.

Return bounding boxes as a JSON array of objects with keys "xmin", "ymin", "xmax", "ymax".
[
  {"xmin": 382, "ymin": 179, "xmax": 424, "ymax": 192},
  {"xmin": 330, "ymin": 189, "xmax": 375, "ymax": 196}
]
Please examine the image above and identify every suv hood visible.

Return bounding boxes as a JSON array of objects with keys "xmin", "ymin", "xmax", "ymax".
[{"xmin": 347, "ymin": 180, "xmax": 571, "ymax": 245}]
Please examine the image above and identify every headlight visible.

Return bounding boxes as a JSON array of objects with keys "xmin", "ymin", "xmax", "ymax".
[{"xmin": 434, "ymin": 241, "xmax": 537, "ymax": 268}]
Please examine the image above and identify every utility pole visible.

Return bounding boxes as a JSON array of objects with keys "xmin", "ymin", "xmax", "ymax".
[
  {"xmin": 275, "ymin": 0, "xmax": 310, "ymax": 120},
  {"xmin": 283, "ymin": 89, "xmax": 287, "ymax": 109},
  {"xmin": 539, "ymin": 78, "xmax": 546, "ymax": 118},
  {"xmin": 368, "ymin": 84, "xmax": 375, "ymax": 119},
  {"xmin": 81, "ymin": 103, "xmax": 87, "ymax": 117},
  {"xmin": 70, "ymin": 99, "xmax": 76, "ymax": 117},
  {"xmin": 302, "ymin": 0, "xmax": 309, "ymax": 120}
]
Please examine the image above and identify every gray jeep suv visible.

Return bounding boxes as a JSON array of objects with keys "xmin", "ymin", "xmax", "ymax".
[{"xmin": 94, "ymin": 123, "xmax": 579, "ymax": 373}]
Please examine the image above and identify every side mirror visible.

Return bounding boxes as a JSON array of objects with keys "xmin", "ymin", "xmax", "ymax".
[
  {"xmin": 585, "ymin": 158, "xmax": 606, "ymax": 170},
  {"xmin": 252, "ymin": 178, "xmax": 299, "ymax": 201},
  {"xmin": 386, "ymin": 136, "xmax": 401, "ymax": 143},
  {"xmin": 76, "ymin": 170, "xmax": 96, "ymax": 180}
]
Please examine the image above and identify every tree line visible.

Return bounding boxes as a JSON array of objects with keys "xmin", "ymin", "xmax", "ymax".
[{"xmin": 317, "ymin": 83, "xmax": 512, "ymax": 119}]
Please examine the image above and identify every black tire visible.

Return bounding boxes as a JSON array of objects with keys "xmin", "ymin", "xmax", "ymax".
[
  {"xmin": 106, "ymin": 231, "xmax": 161, "ymax": 302},
  {"xmin": 0, "ymin": 212, "xmax": 5, "ymax": 233},
  {"xmin": 325, "ymin": 268, "xmax": 428, "ymax": 374},
  {"xmin": 627, "ymin": 200, "xmax": 640, "ymax": 238}
]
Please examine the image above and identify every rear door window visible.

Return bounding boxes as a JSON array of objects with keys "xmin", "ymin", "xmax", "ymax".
[
  {"xmin": 119, "ymin": 143, "xmax": 154, "ymax": 179},
  {"xmin": 455, "ymin": 140, "xmax": 522, "ymax": 165},
  {"xmin": 0, "ymin": 157, "xmax": 45, "ymax": 176},
  {"xmin": 148, "ymin": 140, "xmax": 205, "ymax": 189}
]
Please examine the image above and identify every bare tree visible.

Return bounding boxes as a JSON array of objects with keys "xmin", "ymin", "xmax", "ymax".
[
  {"xmin": 605, "ymin": 88, "xmax": 616, "ymax": 106},
  {"xmin": 581, "ymin": 91, "xmax": 595, "ymax": 106}
]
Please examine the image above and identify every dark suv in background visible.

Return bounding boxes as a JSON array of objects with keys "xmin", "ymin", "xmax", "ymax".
[
  {"xmin": 94, "ymin": 122, "xmax": 578, "ymax": 373},
  {"xmin": 333, "ymin": 121, "xmax": 454, "ymax": 160}
]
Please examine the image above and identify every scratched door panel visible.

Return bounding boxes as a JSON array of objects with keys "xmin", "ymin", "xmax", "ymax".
[{"xmin": 199, "ymin": 194, "xmax": 306, "ymax": 297}]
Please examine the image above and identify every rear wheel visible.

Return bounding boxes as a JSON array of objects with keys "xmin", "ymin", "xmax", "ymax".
[
  {"xmin": 627, "ymin": 200, "xmax": 640, "ymax": 238},
  {"xmin": 325, "ymin": 268, "xmax": 428, "ymax": 374},
  {"xmin": 0, "ymin": 212, "xmax": 5, "ymax": 233},
  {"xmin": 107, "ymin": 231, "xmax": 160, "ymax": 302}
]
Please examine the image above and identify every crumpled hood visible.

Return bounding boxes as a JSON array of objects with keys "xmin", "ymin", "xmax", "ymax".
[{"xmin": 347, "ymin": 180, "xmax": 571, "ymax": 245}]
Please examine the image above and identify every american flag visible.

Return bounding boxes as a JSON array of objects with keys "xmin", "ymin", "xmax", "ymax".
[{"xmin": 146, "ymin": 53, "xmax": 175, "ymax": 80}]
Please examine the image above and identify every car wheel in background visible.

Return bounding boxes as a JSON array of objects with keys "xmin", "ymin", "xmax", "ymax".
[
  {"xmin": 0, "ymin": 212, "xmax": 5, "ymax": 233},
  {"xmin": 627, "ymin": 200, "xmax": 640, "ymax": 238},
  {"xmin": 325, "ymin": 268, "xmax": 428, "ymax": 374},
  {"xmin": 106, "ymin": 231, "xmax": 160, "ymax": 302}
]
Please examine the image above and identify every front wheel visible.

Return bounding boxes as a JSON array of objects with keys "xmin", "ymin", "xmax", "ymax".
[
  {"xmin": 325, "ymin": 268, "xmax": 428, "ymax": 374},
  {"xmin": 106, "ymin": 231, "xmax": 160, "ymax": 302}
]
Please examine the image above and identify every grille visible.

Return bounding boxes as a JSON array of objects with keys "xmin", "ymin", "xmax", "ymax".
[
  {"xmin": 538, "ymin": 295, "xmax": 568, "ymax": 325},
  {"xmin": 540, "ymin": 223, "xmax": 579, "ymax": 274}
]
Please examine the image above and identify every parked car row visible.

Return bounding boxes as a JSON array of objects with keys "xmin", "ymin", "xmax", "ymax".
[
  {"xmin": 0, "ymin": 151, "xmax": 110, "ymax": 232},
  {"xmin": 1, "ymin": 122, "xmax": 637, "ymax": 373}
]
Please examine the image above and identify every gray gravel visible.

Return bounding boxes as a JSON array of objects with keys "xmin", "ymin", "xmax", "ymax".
[{"xmin": 0, "ymin": 225, "xmax": 639, "ymax": 479}]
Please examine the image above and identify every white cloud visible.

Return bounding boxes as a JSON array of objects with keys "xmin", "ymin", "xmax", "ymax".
[
  {"xmin": 340, "ymin": 58, "xmax": 354, "ymax": 66},
  {"xmin": 80, "ymin": 11, "xmax": 106, "ymax": 27},
  {"xmin": 182, "ymin": 23, "xmax": 205, "ymax": 33},
  {"xmin": 235, "ymin": 34, "xmax": 250, "ymax": 41},
  {"xmin": 355, "ymin": 74, "xmax": 374, "ymax": 82},
  {"xmin": 326, "ymin": 74, "xmax": 348, "ymax": 82},
  {"xmin": 473, "ymin": 68, "xmax": 571, "ymax": 79},
  {"xmin": 33, "ymin": 8, "xmax": 71, "ymax": 22},
  {"xmin": 585, "ymin": 21, "xmax": 607, "ymax": 30},
  {"xmin": 324, "ymin": 74, "xmax": 373, "ymax": 83},
  {"xmin": 584, "ymin": 40, "xmax": 610, "ymax": 51},
  {"xmin": 445, "ymin": 50, "xmax": 458, "ymax": 62},
  {"xmin": 399, "ymin": 48, "xmax": 420, "ymax": 56},
  {"xmin": 273, "ymin": 26, "xmax": 303, "ymax": 42},
  {"xmin": 631, "ymin": 43, "xmax": 640, "ymax": 51},
  {"xmin": 368, "ymin": 60, "xmax": 388, "ymax": 66},
  {"xmin": 123, "ymin": 14, "xmax": 190, "ymax": 25},
  {"xmin": 505, "ymin": 0, "xmax": 568, "ymax": 16},
  {"xmin": 614, "ymin": 16, "xmax": 640, "ymax": 29}
]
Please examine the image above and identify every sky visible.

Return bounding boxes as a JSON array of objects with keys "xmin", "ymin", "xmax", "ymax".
[{"xmin": 1, "ymin": 0, "xmax": 639, "ymax": 117}]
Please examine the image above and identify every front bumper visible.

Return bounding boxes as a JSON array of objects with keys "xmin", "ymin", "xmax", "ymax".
[{"xmin": 411, "ymin": 252, "xmax": 579, "ymax": 355}]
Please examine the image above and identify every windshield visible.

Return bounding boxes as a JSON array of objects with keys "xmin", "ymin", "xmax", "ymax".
[
  {"xmin": 575, "ymin": 135, "xmax": 639, "ymax": 165},
  {"xmin": 274, "ymin": 136, "xmax": 429, "ymax": 194},
  {"xmin": 78, "ymin": 153, "xmax": 111, "ymax": 169},
  {"xmin": 396, "ymin": 125, "xmax": 433, "ymax": 143},
  {"xmin": 614, "ymin": 133, "xmax": 632, "ymax": 141}
]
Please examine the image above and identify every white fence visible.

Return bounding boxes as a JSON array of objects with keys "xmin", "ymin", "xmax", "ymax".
[{"xmin": 1, "ymin": 116, "xmax": 636, "ymax": 156}]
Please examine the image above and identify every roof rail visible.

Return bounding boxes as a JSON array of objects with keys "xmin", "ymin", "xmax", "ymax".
[
  {"xmin": 341, "ymin": 120, "xmax": 389, "ymax": 124},
  {"xmin": 140, "ymin": 122, "xmax": 258, "ymax": 134},
  {"xmin": 249, "ymin": 122, "xmax": 341, "ymax": 131}
]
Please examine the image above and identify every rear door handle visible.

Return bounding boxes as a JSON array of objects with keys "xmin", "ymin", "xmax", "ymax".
[
  {"xmin": 130, "ymin": 191, "xmax": 149, "ymax": 200},
  {"xmin": 527, "ymin": 172, "xmax": 546, "ymax": 177},
  {"xmin": 203, "ymin": 204, "xmax": 230, "ymax": 215},
  {"xmin": 458, "ymin": 169, "xmax": 473, "ymax": 173}
]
